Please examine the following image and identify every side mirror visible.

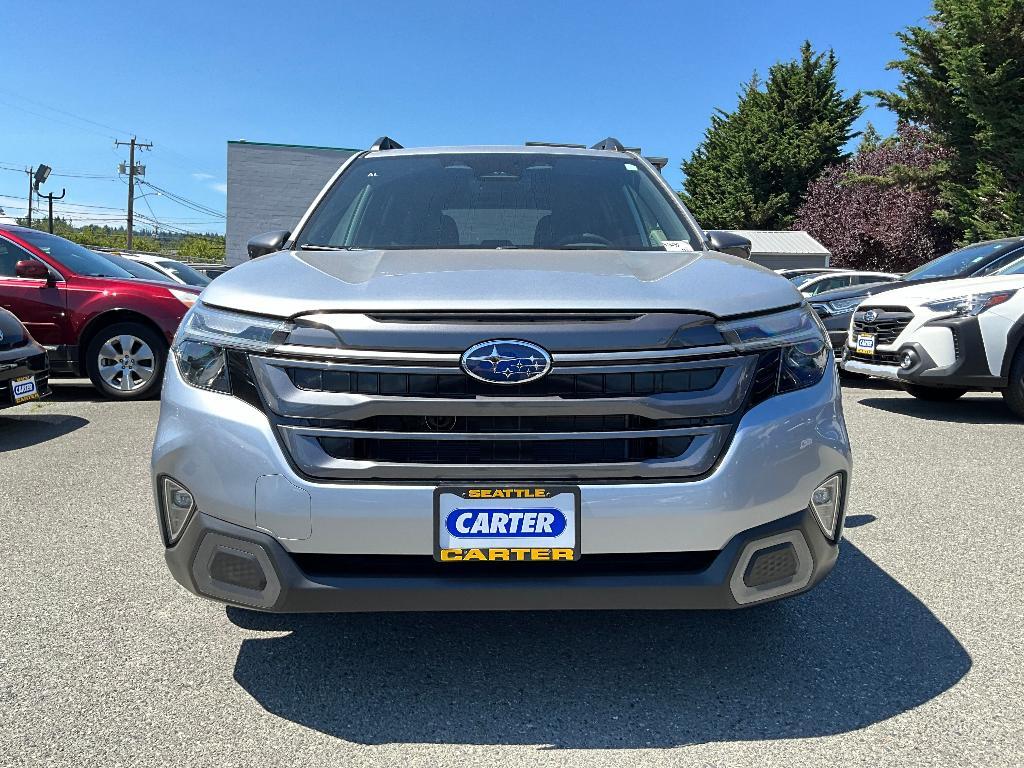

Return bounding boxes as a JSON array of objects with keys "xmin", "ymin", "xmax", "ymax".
[
  {"xmin": 15, "ymin": 259, "xmax": 51, "ymax": 281},
  {"xmin": 706, "ymin": 231, "xmax": 752, "ymax": 260},
  {"xmin": 247, "ymin": 230, "xmax": 291, "ymax": 260}
]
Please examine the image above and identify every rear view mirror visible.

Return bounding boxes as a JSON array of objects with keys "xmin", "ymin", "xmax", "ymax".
[
  {"xmin": 706, "ymin": 231, "xmax": 752, "ymax": 260},
  {"xmin": 15, "ymin": 259, "xmax": 51, "ymax": 280},
  {"xmin": 247, "ymin": 230, "xmax": 291, "ymax": 260}
]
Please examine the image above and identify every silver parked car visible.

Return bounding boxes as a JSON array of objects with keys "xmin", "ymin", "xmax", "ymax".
[{"xmin": 152, "ymin": 138, "xmax": 852, "ymax": 612}]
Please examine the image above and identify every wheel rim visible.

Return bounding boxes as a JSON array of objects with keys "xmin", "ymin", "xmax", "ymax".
[{"xmin": 97, "ymin": 334, "xmax": 156, "ymax": 392}]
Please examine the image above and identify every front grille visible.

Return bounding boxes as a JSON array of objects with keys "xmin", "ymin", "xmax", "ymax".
[
  {"xmin": 849, "ymin": 349, "xmax": 901, "ymax": 365},
  {"xmin": 852, "ymin": 306, "xmax": 913, "ymax": 345},
  {"xmin": 248, "ymin": 333, "xmax": 759, "ymax": 481},
  {"xmin": 319, "ymin": 435, "xmax": 694, "ymax": 464},
  {"xmin": 296, "ymin": 413, "xmax": 706, "ymax": 433},
  {"xmin": 287, "ymin": 366, "xmax": 722, "ymax": 398}
]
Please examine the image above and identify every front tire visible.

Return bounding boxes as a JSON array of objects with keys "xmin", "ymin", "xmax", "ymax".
[
  {"xmin": 904, "ymin": 383, "xmax": 967, "ymax": 402},
  {"xmin": 1002, "ymin": 344, "xmax": 1024, "ymax": 419},
  {"xmin": 85, "ymin": 322, "xmax": 167, "ymax": 400}
]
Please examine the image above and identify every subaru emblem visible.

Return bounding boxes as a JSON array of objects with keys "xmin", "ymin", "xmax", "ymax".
[
  {"xmin": 864, "ymin": 310, "xmax": 878, "ymax": 322},
  {"xmin": 461, "ymin": 340, "xmax": 552, "ymax": 385}
]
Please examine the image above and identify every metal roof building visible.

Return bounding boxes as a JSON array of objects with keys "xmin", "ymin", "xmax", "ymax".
[{"xmin": 726, "ymin": 230, "xmax": 831, "ymax": 270}]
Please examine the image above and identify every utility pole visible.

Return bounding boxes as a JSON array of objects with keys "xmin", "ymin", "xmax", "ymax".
[
  {"xmin": 39, "ymin": 188, "xmax": 66, "ymax": 233},
  {"xmin": 115, "ymin": 136, "xmax": 152, "ymax": 250},
  {"xmin": 26, "ymin": 169, "xmax": 33, "ymax": 227}
]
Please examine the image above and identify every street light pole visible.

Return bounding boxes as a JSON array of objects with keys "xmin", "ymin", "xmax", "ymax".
[{"xmin": 39, "ymin": 188, "xmax": 66, "ymax": 233}]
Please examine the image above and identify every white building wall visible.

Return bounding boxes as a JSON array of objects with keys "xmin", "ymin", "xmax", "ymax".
[{"xmin": 225, "ymin": 142, "xmax": 358, "ymax": 265}]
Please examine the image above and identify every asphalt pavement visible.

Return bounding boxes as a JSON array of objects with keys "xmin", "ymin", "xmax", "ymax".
[{"xmin": 1, "ymin": 379, "xmax": 1021, "ymax": 767}]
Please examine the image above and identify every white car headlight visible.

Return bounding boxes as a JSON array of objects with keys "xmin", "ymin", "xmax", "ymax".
[
  {"xmin": 173, "ymin": 302, "xmax": 292, "ymax": 350},
  {"xmin": 172, "ymin": 303, "xmax": 293, "ymax": 393},
  {"xmin": 921, "ymin": 290, "xmax": 1016, "ymax": 317}
]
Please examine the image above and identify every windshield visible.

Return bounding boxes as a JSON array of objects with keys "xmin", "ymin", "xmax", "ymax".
[
  {"xmin": 789, "ymin": 272, "xmax": 829, "ymax": 287},
  {"xmin": 18, "ymin": 229, "xmax": 135, "ymax": 279},
  {"xmin": 154, "ymin": 260, "xmax": 211, "ymax": 286},
  {"xmin": 296, "ymin": 153, "xmax": 701, "ymax": 251},
  {"xmin": 904, "ymin": 242, "xmax": 1007, "ymax": 280},
  {"xmin": 102, "ymin": 253, "xmax": 169, "ymax": 281}
]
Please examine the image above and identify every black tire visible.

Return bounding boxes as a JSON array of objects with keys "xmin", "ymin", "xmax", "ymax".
[
  {"xmin": 903, "ymin": 383, "xmax": 967, "ymax": 402},
  {"xmin": 85, "ymin": 321, "xmax": 167, "ymax": 400},
  {"xmin": 1002, "ymin": 344, "xmax": 1024, "ymax": 419}
]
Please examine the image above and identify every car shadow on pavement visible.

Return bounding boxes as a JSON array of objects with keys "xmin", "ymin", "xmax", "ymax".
[
  {"xmin": 45, "ymin": 382, "xmax": 109, "ymax": 403},
  {"xmin": 0, "ymin": 413, "xmax": 88, "ymax": 451},
  {"xmin": 228, "ymin": 542, "xmax": 970, "ymax": 748},
  {"xmin": 858, "ymin": 395, "xmax": 1018, "ymax": 425}
]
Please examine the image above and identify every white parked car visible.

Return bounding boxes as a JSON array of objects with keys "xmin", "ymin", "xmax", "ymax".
[
  {"xmin": 792, "ymin": 270, "xmax": 901, "ymax": 297},
  {"xmin": 120, "ymin": 253, "xmax": 211, "ymax": 288},
  {"xmin": 841, "ymin": 261, "xmax": 1024, "ymax": 416}
]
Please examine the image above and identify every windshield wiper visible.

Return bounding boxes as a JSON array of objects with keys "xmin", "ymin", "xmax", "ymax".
[{"xmin": 298, "ymin": 243, "xmax": 352, "ymax": 251}]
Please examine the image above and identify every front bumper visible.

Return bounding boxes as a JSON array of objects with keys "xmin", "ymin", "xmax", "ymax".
[
  {"xmin": 154, "ymin": 353, "xmax": 851, "ymax": 611},
  {"xmin": 165, "ymin": 505, "xmax": 840, "ymax": 612},
  {"xmin": 0, "ymin": 348, "xmax": 50, "ymax": 409},
  {"xmin": 840, "ymin": 314, "xmax": 1004, "ymax": 389}
]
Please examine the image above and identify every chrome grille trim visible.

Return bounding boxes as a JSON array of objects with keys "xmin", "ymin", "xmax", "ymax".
[
  {"xmin": 279, "ymin": 424, "xmax": 722, "ymax": 442},
  {"xmin": 279, "ymin": 429, "xmax": 729, "ymax": 480},
  {"xmin": 248, "ymin": 352, "xmax": 756, "ymax": 481}
]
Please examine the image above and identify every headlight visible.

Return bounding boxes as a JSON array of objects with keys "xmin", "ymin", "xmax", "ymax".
[
  {"xmin": 174, "ymin": 340, "xmax": 230, "ymax": 393},
  {"xmin": 169, "ymin": 288, "xmax": 199, "ymax": 308},
  {"xmin": 172, "ymin": 302, "xmax": 292, "ymax": 393},
  {"xmin": 720, "ymin": 306, "xmax": 830, "ymax": 403},
  {"xmin": 717, "ymin": 305, "xmax": 823, "ymax": 350},
  {"xmin": 826, "ymin": 296, "xmax": 864, "ymax": 313},
  {"xmin": 921, "ymin": 290, "xmax": 1016, "ymax": 317},
  {"xmin": 173, "ymin": 302, "xmax": 292, "ymax": 350}
]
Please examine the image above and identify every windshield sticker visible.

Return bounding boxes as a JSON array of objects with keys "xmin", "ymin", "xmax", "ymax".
[
  {"xmin": 624, "ymin": 163, "xmax": 639, "ymax": 172},
  {"xmin": 661, "ymin": 241, "xmax": 694, "ymax": 252}
]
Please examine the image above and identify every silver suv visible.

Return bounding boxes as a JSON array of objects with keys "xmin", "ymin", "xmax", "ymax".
[{"xmin": 152, "ymin": 139, "xmax": 851, "ymax": 612}]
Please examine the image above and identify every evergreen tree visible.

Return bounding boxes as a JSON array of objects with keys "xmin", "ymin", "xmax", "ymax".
[
  {"xmin": 681, "ymin": 42, "xmax": 863, "ymax": 230},
  {"xmin": 872, "ymin": 0, "xmax": 1024, "ymax": 242}
]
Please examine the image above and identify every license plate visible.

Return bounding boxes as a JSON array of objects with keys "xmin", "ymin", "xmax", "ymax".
[
  {"xmin": 434, "ymin": 485, "xmax": 581, "ymax": 562},
  {"xmin": 856, "ymin": 333, "xmax": 876, "ymax": 355},
  {"xmin": 12, "ymin": 375, "xmax": 39, "ymax": 404}
]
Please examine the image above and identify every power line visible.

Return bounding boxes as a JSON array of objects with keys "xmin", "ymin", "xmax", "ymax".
[
  {"xmin": 0, "ymin": 88, "xmax": 133, "ymax": 138},
  {"xmin": 137, "ymin": 180, "xmax": 225, "ymax": 218}
]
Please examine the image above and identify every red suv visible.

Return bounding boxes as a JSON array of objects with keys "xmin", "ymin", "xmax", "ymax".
[{"xmin": 0, "ymin": 226, "xmax": 200, "ymax": 399}]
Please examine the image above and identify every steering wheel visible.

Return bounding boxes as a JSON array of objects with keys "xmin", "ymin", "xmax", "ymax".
[{"xmin": 556, "ymin": 232, "xmax": 613, "ymax": 248}]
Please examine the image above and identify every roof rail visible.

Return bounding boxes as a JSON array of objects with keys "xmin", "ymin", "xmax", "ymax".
[
  {"xmin": 525, "ymin": 141, "xmax": 587, "ymax": 149},
  {"xmin": 370, "ymin": 136, "xmax": 404, "ymax": 152},
  {"xmin": 591, "ymin": 137, "xmax": 625, "ymax": 151}
]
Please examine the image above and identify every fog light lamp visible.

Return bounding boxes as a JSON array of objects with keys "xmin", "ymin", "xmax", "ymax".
[
  {"xmin": 810, "ymin": 474, "xmax": 844, "ymax": 540},
  {"xmin": 901, "ymin": 351, "xmax": 915, "ymax": 369},
  {"xmin": 160, "ymin": 476, "xmax": 196, "ymax": 545}
]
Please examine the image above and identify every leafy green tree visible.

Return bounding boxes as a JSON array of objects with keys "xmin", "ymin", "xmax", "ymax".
[
  {"xmin": 872, "ymin": 0, "xmax": 1024, "ymax": 242},
  {"xmin": 681, "ymin": 41, "xmax": 864, "ymax": 230},
  {"xmin": 176, "ymin": 236, "xmax": 225, "ymax": 262}
]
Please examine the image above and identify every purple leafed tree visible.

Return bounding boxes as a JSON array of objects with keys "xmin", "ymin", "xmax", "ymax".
[{"xmin": 794, "ymin": 125, "xmax": 954, "ymax": 273}]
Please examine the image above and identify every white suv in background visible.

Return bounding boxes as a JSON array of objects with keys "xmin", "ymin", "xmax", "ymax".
[{"xmin": 841, "ymin": 259, "xmax": 1024, "ymax": 417}]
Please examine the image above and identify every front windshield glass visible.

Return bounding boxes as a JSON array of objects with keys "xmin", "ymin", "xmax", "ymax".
[
  {"xmin": 102, "ymin": 253, "xmax": 169, "ymax": 281},
  {"xmin": 18, "ymin": 229, "xmax": 135, "ymax": 279},
  {"xmin": 297, "ymin": 153, "xmax": 701, "ymax": 251},
  {"xmin": 995, "ymin": 255, "xmax": 1024, "ymax": 276},
  {"xmin": 789, "ymin": 272, "xmax": 829, "ymax": 287},
  {"xmin": 904, "ymin": 242, "xmax": 1006, "ymax": 280},
  {"xmin": 155, "ymin": 260, "xmax": 211, "ymax": 286}
]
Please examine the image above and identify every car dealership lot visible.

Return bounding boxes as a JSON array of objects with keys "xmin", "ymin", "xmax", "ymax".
[{"xmin": 1, "ymin": 381, "xmax": 1021, "ymax": 767}]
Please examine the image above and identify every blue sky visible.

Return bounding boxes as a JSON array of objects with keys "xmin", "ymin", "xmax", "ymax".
[{"xmin": 0, "ymin": 0, "xmax": 933, "ymax": 235}]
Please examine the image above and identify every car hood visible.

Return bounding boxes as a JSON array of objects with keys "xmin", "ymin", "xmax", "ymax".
[
  {"xmin": 861, "ymin": 273, "xmax": 1024, "ymax": 306},
  {"xmin": 0, "ymin": 308, "xmax": 28, "ymax": 346},
  {"xmin": 201, "ymin": 248, "xmax": 803, "ymax": 318}
]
